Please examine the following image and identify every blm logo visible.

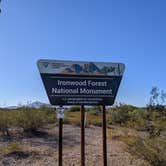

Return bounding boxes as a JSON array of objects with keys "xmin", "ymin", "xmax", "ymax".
[{"xmin": 42, "ymin": 62, "xmax": 49, "ymax": 68}]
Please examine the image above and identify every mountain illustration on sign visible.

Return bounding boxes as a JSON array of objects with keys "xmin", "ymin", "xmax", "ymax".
[{"xmin": 62, "ymin": 62, "xmax": 117, "ymax": 75}]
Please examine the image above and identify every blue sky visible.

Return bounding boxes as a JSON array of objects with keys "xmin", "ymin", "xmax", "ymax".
[{"xmin": 0, "ymin": 0, "xmax": 166, "ymax": 107}]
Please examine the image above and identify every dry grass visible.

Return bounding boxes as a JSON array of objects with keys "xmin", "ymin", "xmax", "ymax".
[{"xmin": 0, "ymin": 143, "xmax": 22, "ymax": 155}]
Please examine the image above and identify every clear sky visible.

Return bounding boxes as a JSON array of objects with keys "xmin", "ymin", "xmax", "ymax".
[{"xmin": 0, "ymin": 0, "xmax": 166, "ymax": 107}]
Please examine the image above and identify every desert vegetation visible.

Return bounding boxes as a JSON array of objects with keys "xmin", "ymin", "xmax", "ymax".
[{"xmin": 0, "ymin": 87, "xmax": 166, "ymax": 165}]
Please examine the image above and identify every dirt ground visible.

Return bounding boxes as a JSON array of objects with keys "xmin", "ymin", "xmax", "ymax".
[{"xmin": 0, "ymin": 124, "xmax": 146, "ymax": 166}]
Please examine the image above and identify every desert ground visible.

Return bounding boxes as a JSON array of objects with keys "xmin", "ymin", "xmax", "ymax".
[{"xmin": 0, "ymin": 124, "xmax": 147, "ymax": 166}]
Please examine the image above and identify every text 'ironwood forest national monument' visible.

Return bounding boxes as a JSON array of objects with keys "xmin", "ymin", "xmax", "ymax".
[{"xmin": 37, "ymin": 60, "xmax": 125, "ymax": 106}]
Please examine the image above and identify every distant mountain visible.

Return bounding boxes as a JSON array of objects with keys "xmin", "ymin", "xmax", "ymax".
[
  {"xmin": 26, "ymin": 101, "xmax": 50, "ymax": 108},
  {"xmin": 1, "ymin": 101, "xmax": 50, "ymax": 110},
  {"xmin": 62, "ymin": 62, "xmax": 103, "ymax": 75},
  {"xmin": 3, "ymin": 106, "xmax": 19, "ymax": 110}
]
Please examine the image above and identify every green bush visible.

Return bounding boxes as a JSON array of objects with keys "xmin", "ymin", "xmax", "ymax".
[
  {"xmin": 129, "ymin": 109, "xmax": 149, "ymax": 121},
  {"xmin": 108, "ymin": 106, "xmax": 161, "ymax": 131},
  {"xmin": 127, "ymin": 109, "xmax": 150, "ymax": 131},
  {"xmin": 109, "ymin": 106, "xmax": 130, "ymax": 125},
  {"xmin": 0, "ymin": 107, "xmax": 56, "ymax": 135},
  {"xmin": 88, "ymin": 106, "xmax": 101, "ymax": 116},
  {"xmin": 124, "ymin": 136, "xmax": 166, "ymax": 166},
  {"xmin": 0, "ymin": 110, "xmax": 14, "ymax": 136},
  {"xmin": 16, "ymin": 107, "xmax": 56, "ymax": 133},
  {"xmin": 39, "ymin": 107, "xmax": 56, "ymax": 123}
]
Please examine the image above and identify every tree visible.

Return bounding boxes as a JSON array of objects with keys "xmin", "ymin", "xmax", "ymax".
[
  {"xmin": 148, "ymin": 86, "xmax": 166, "ymax": 112},
  {"xmin": 149, "ymin": 86, "xmax": 160, "ymax": 106},
  {"xmin": 161, "ymin": 91, "xmax": 166, "ymax": 105}
]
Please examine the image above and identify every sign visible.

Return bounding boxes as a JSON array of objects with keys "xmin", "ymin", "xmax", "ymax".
[
  {"xmin": 37, "ymin": 59, "xmax": 125, "ymax": 105},
  {"xmin": 57, "ymin": 107, "xmax": 65, "ymax": 119}
]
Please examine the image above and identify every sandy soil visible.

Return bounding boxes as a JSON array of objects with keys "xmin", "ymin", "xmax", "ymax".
[{"xmin": 0, "ymin": 124, "xmax": 146, "ymax": 166}]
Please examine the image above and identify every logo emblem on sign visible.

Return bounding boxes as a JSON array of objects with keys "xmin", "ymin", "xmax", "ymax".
[{"xmin": 42, "ymin": 62, "xmax": 49, "ymax": 68}]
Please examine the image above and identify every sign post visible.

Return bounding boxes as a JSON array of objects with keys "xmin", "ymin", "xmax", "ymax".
[
  {"xmin": 37, "ymin": 59, "xmax": 125, "ymax": 166},
  {"xmin": 81, "ymin": 105, "xmax": 85, "ymax": 166},
  {"xmin": 102, "ymin": 105, "xmax": 107, "ymax": 166},
  {"xmin": 59, "ymin": 117, "xmax": 63, "ymax": 166},
  {"xmin": 57, "ymin": 106, "xmax": 64, "ymax": 166}
]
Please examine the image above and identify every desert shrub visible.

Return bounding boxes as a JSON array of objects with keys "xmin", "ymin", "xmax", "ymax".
[
  {"xmin": 127, "ymin": 109, "xmax": 150, "ymax": 131},
  {"xmin": 147, "ymin": 107, "xmax": 166, "ymax": 121},
  {"xmin": 154, "ymin": 120, "xmax": 166, "ymax": 132},
  {"xmin": 107, "ymin": 128, "xmax": 127, "ymax": 141},
  {"xmin": 87, "ymin": 113, "xmax": 102, "ymax": 126},
  {"xmin": 115, "ymin": 104, "xmax": 136, "ymax": 112},
  {"xmin": 63, "ymin": 110, "xmax": 102, "ymax": 126},
  {"xmin": 0, "ymin": 142, "xmax": 30, "ymax": 160},
  {"xmin": 69, "ymin": 106, "xmax": 80, "ymax": 112},
  {"xmin": 124, "ymin": 136, "xmax": 166, "ymax": 166},
  {"xmin": 126, "ymin": 119, "xmax": 148, "ymax": 131},
  {"xmin": 127, "ymin": 108, "xmax": 166, "ymax": 132},
  {"xmin": 16, "ymin": 108, "xmax": 55, "ymax": 133},
  {"xmin": 0, "ymin": 107, "xmax": 56, "ymax": 136},
  {"xmin": 109, "ymin": 107, "xmax": 130, "ymax": 125},
  {"xmin": 129, "ymin": 109, "xmax": 149, "ymax": 121},
  {"xmin": 149, "ymin": 111, "xmax": 161, "ymax": 121},
  {"xmin": 0, "ymin": 143, "xmax": 22, "ymax": 155},
  {"xmin": 108, "ymin": 106, "xmax": 161, "ymax": 131},
  {"xmin": 0, "ymin": 110, "xmax": 13, "ymax": 136},
  {"xmin": 108, "ymin": 104, "xmax": 137, "ymax": 125},
  {"xmin": 146, "ymin": 120, "xmax": 166, "ymax": 138},
  {"xmin": 88, "ymin": 106, "xmax": 101, "ymax": 116},
  {"xmin": 39, "ymin": 107, "xmax": 56, "ymax": 123},
  {"xmin": 64, "ymin": 111, "xmax": 80, "ymax": 125}
]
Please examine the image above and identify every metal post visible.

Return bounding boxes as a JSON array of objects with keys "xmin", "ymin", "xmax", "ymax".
[
  {"xmin": 58, "ymin": 107, "xmax": 63, "ymax": 166},
  {"xmin": 102, "ymin": 105, "xmax": 107, "ymax": 166},
  {"xmin": 81, "ymin": 105, "xmax": 85, "ymax": 166}
]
